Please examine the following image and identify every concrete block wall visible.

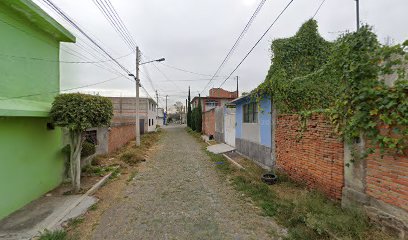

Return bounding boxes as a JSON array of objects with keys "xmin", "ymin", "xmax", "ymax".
[{"xmin": 275, "ymin": 114, "xmax": 344, "ymax": 200}]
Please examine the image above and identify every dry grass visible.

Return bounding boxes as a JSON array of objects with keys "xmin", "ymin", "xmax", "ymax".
[
  {"xmin": 186, "ymin": 128, "xmax": 396, "ymax": 240},
  {"xmin": 66, "ymin": 130, "xmax": 163, "ymax": 240}
]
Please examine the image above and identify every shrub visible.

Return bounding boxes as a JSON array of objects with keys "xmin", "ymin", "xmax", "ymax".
[
  {"xmin": 120, "ymin": 150, "xmax": 144, "ymax": 165},
  {"xmin": 81, "ymin": 141, "xmax": 96, "ymax": 158},
  {"xmin": 50, "ymin": 93, "xmax": 113, "ymax": 192}
]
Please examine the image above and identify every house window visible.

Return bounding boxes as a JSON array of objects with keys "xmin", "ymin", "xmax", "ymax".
[
  {"xmin": 206, "ymin": 100, "xmax": 218, "ymax": 108},
  {"xmin": 243, "ymin": 102, "xmax": 258, "ymax": 123},
  {"xmin": 84, "ymin": 130, "xmax": 98, "ymax": 145}
]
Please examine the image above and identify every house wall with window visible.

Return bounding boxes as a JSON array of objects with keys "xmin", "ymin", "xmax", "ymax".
[{"xmin": 233, "ymin": 95, "xmax": 274, "ymax": 169}]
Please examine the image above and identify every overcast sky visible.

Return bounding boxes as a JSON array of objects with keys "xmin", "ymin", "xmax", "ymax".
[{"xmin": 33, "ymin": 0, "xmax": 407, "ymax": 110}]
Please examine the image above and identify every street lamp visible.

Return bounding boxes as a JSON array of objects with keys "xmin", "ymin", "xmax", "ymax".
[{"xmin": 130, "ymin": 46, "xmax": 165, "ymax": 147}]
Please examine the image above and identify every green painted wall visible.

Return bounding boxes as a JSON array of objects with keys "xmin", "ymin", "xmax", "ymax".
[
  {"xmin": 0, "ymin": 3, "xmax": 73, "ymax": 219},
  {"xmin": 0, "ymin": 6, "xmax": 59, "ymax": 103},
  {"xmin": 0, "ymin": 117, "xmax": 64, "ymax": 219}
]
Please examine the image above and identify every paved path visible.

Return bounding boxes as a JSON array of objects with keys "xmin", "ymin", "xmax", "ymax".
[{"xmin": 92, "ymin": 126, "xmax": 282, "ymax": 240}]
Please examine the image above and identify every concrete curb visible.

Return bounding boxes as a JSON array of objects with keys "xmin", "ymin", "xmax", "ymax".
[
  {"xmin": 222, "ymin": 153, "xmax": 245, "ymax": 170},
  {"xmin": 37, "ymin": 169, "xmax": 115, "ymax": 235}
]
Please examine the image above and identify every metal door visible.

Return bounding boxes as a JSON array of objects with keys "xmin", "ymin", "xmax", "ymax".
[
  {"xmin": 224, "ymin": 108, "xmax": 236, "ymax": 147},
  {"xmin": 139, "ymin": 119, "xmax": 145, "ymax": 135}
]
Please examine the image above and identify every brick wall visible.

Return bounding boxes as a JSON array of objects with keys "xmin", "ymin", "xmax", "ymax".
[
  {"xmin": 108, "ymin": 124, "xmax": 135, "ymax": 153},
  {"xmin": 202, "ymin": 109, "xmax": 215, "ymax": 137},
  {"xmin": 276, "ymin": 114, "xmax": 344, "ymax": 200},
  {"xmin": 366, "ymin": 150, "xmax": 408, "ymax": 212},
  {"xmin": 209, "ymin": 88, "xmax": 238, "ymax": 98}
]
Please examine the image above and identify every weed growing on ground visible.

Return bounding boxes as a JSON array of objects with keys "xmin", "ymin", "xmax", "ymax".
[
  {"xmin": 185, "ymin": 128, "xmax": 394, "ymax": 240},
  {"xmin": 89, "ymin": 203, "xmax": 98, "ymax": 211},
  {"xmin": 119, "ymin": 150, "xmax": 144, "ymax": 165},
  {"xmin": 38, "ymin": 230, "xmax": 67, "ymax": 240},
  {"xmin": 109, "ymin": 167, "xmax": 121, "ymax": 179},
  {"xmin": 67, "ymin": 217, "xmax": 84, "ymax": 228},
  {"xmin": 127, "ymin": 170, "xmax": 138, "ymax": 183}
]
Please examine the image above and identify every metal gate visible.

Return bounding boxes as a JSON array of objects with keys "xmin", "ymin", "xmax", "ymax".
[
  {"xmin": 224, "ymin": 107, "xmax": 236, "ymax": 147},
  {"xmin": 139, "ymin": 119, "xmax": 145, "ymax": 135}
]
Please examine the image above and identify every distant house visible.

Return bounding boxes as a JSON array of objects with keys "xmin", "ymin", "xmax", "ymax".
[
  {"xmin": 0, "ymin": 0, "xmax": 75, "ymax": 220},
  {"xmin": 191, "ymin": 88, "xmax": 238, "ymax": 112},
  {"xmin": 110, "ymin": 97, "xmax": 158, "ymax": 133},
  {"xmin": 230, "ymin": 95, "xmax": 275, "ymax": 169},
  {"xmin": 157, "ymin": 108, "xmax": 165, "ymax": 126}
]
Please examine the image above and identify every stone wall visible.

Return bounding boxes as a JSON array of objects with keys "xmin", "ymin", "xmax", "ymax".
[{"xmin": 275, "ymin": 114, "xmax": 344, "ymax": 200}]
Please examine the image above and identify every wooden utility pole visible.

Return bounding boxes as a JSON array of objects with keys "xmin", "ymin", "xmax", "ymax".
[{"xmin": 135, "ymin": 47, "xmax": 141, "ymax": 146}]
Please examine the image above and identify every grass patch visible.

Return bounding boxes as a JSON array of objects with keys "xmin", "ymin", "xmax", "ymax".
[
  {"xmin": 67, "ymin": 217, "xmax": 84, "ymax": 228},
  {"xmin": 109, "ymin": 167, "xmax": 121, "ymax": 179},
  {"xmin": 185, "ymin": 127, "xmax": 394, "ymax": 240},
  {"xmin": 38, "ymin": 230, "xmax": 67, "ymax": 240},
  {"xmin": 119, "ymin": 150, "xmax": 145, "ymax": 165},
  {"xmin": 127, "ymin": 170, "xmax": 138, "ymax": 182},
  {"xmin": 89, "ymin": 203, "xmax": 98, "ymax": 211}
]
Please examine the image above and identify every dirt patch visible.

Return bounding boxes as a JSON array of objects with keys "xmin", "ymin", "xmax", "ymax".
[{"xmin": 65, "ymin": 130, "xmax": 163, "ymax": 240}]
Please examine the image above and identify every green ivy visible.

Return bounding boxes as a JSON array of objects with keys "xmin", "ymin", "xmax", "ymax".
[
  {"xmin": 329, "ymin": 27, "xmax": 408, "ymax": 156},
  {"xmin": 258, "ymin": 19, "xmax": 408, "ymax": 157}
]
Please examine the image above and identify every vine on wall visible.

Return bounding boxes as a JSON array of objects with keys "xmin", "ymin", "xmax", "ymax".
[{"xmin": 257, "ymin": 19, "xmax": 408, "ymax": 156}]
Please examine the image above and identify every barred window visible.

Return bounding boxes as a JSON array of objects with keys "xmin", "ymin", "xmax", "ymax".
[{"xmin": 243, "ymin": 102, "xmax": 258, "ymax": 123}]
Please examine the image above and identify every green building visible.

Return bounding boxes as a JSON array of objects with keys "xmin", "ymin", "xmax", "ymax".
[{"xmin": 0, "ymin": 0, "xmax": 75, "ymax": 219}]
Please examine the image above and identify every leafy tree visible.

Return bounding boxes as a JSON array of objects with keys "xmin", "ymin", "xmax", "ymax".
[
  {"xmin": 50, "ymin": 93, "xmax": 113, "ymax": 192},
  {"xmin": 191, "ymin": 108, "xmax": 197, "ymax": 131},
  {"xmin": 187, "ymin": 87, "xmax": 192, "ymax": 128},
  {"xmin": 196, "ymin": 95, "xmax": 202, "ymax": 133}
]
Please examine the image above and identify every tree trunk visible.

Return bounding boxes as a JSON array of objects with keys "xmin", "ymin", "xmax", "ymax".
[{"xmin": 69, "ymin": 131, "xmax": 83, "ymax": 193}]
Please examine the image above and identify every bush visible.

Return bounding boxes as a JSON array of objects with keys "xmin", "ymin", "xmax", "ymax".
[
  {"xmin": 81, "ymin": 141, "xmax": 96, "ymax": 158},
  {"xmin": 120, "ymin": 150, "xmax": 144, "ymax": 165},
  {"xmin": 51, "ymin": 93, "xmax": 113, "ymax": 192},
  {"xmin": 38, "ymin": 230, "xmax": 67, "ymax": 240}
]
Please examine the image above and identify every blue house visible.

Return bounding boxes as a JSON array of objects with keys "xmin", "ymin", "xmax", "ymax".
[{"xmin": 231, "ymin": 95, "xmax": 275, "ymax": 169}]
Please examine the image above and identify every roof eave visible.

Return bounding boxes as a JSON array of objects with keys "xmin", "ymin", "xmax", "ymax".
[{"xmin": 3, "ymin": 0, "xmax": 76, "ymax": 43}]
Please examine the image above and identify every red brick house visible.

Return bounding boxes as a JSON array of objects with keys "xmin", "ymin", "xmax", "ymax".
[{"xmin": 191, "ymin": 88, "xmax": 238, "ymax": 112}]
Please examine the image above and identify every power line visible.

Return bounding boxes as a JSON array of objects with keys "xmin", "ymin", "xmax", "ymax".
[
  {"xmin": 0, "ymin": 51, "xmax": 133, "ymax": 64},
  {"xmin": 201, "ymin": 0, "xmax": 267, "ymax": 94},
  {"xmin": 219, "ymin": 0, "xmax": 295, "ymax": 88},
  {"xmin": 312, "ymin": 0, "xmax": 327, "ymax": 19},
  {"xmin": 0, "ymin": 75, "xmax": 125, "ymax": 101},
  {"xmin": 92, "ymin": 0, "xmax": 136, "ymax": 50},
  {"xmin": 42, "ymin": 0, "xmax": 132, "ymax": 75},
  {"xmin": 159, "ymin": 62, "xmax": 228, "ymax": 78},
  {"xmin": 103, "ymin": 0, "xmax": 137, "ymax": 48}
]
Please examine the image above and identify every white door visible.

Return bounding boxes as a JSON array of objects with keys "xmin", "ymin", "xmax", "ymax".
[{"xmin": 224, "ymin": 109, "xmax": 236, "ymax": 147}]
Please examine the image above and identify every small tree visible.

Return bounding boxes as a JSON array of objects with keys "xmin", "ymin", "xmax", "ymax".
[
  {"xmin": 50, "ymin": 93, "xmax": 113, "ymax": 192},
  {"xmin": 196, "ymin": 95, "xmax": 202, "ymax": 133},
  {"xmin": 187, "ymin": 87, "xmax": 192, "ymax": 128},
  {"xmin": 191, "ymin": 108, "xmax": 197, "ymax": 131}
]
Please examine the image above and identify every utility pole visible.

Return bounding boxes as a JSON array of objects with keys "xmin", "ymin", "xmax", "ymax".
[
  {"xmin": 156, "ymin": 90, "xmax": 159, "ymax": 125},
  {"xmin": 135, "ymin": 47, "xmax": 141, "ymax": 146},
  {"xmin": 236, "ymin": 76, "xmax": 239, "ymax": 97},
  {"xmin": 356, "ymin": 0, "xmax": 360, "ymax": 31},
  {"xmin": 165, "ymin": 95, "xmax": 168, "ymax": 124}
]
